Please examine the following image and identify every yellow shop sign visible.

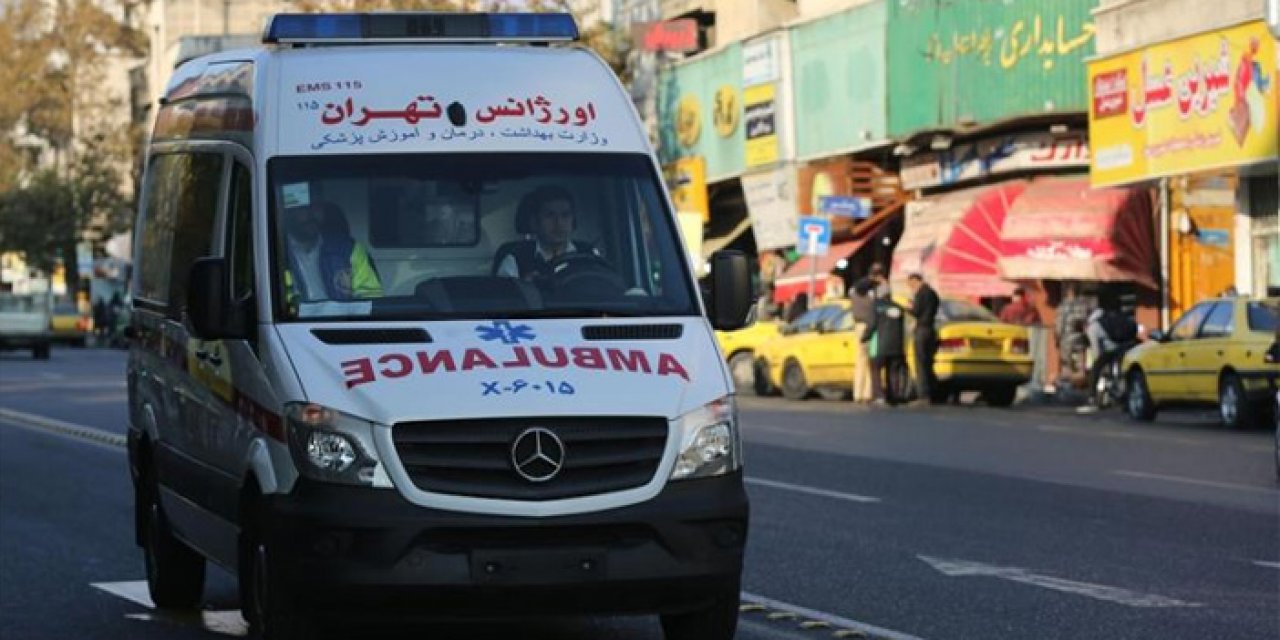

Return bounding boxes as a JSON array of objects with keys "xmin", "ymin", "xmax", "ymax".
[{"xmin": 1088, "ymin": 21, "xmax": 1277, "ymax": 187}]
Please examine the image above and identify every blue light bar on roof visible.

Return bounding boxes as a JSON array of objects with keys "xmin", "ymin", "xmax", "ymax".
[{"xmin": 263, "ymin": 12, "xmax": 580, "ymax": 44}]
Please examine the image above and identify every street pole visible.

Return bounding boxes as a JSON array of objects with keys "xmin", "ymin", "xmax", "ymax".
[
  {"xmin": 1159, "ymin": 177, "xmax": 1170, "ymax": 330},
  {"xmin": 806, "ymin": 230, "xmax": 818, "ymax": 303}
]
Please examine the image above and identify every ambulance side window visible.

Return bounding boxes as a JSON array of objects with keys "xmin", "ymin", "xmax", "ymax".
[
  {"xmin": 167, "ymin": 153, "xmax": 225, "ymax": 321},
  {"xmin": 228, "ymin": 162, "xmax": 255, "ymax": 302}
]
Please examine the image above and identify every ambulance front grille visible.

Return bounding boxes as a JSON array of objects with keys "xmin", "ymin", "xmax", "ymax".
[{"xmin": 391, "ymin": 417, "xmax": 668, "ymax": 501}]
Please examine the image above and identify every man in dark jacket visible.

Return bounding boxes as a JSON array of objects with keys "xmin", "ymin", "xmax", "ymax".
[
  {"xmin": 906, "ymin": 273, "xmax": 940, "ymax": 405},
  {"xmin": 863, "ymin": 291, "xmax": 907, "ymax": 405}
]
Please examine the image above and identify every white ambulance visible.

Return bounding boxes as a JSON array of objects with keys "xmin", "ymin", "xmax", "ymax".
[{"xmin": 127, "ymin": 12, "xmax": 753, "ymax": 640}]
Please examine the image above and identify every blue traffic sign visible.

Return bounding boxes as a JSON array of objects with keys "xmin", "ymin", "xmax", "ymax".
[
  {"xmin": 797, "ymin": 216, "xmax": 831, "ymax": 256},
  {"xmin": 818, "ymin": 195, "xmax": 871, "ymax": 219}
]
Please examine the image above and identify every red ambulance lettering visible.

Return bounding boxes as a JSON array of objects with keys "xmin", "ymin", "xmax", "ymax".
[
  {"xmin": 570, "ymin": 347, "xmax": 606, "ymax": 370},
  {"xmin": 502, "ymin": 346, "xmax": 532, "ymax": 368},
  {"xmin": 416, "ymin": 350, "xmax": 456, "ymax": 374},
  {"xmin": 342, "ymin": 357, "xmax": 376, "ymax": 389},
  {"xmin": 461, "ymin": 348, "xmax": 498, "ymax": 370},
  {"xmin": 656, "ymin": 353, "xmax": 690, "ymax": 381},
  {"xmin": 378, "ymin": 353, "xmax": 413, "ymax": 378},
  {"xmin": 606, "ymin": 349, "xmax": 651, "ymax": 373},
  {"xmin": 532, "ymin": 346, "xmax": 569, "ymax": 368}
]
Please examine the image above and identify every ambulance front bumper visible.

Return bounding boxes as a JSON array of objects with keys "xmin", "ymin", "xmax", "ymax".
[{"xmin": 263, "ymin": 472, "xmax": 748, "ymax": 618}]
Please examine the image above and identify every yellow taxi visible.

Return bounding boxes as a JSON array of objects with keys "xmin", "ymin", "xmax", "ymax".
[
  {"xmin": 753, "ymin": 298, "xmax": 1032, "ymax": 405},
  {"xmin": 50, "ymin": 296, "xmax": 91, "ymax": 347},
  {"xmin": 1122, "ymin": 297, "xmax": 1279, "ymax": 429},
  {"xmin": 715, "ymin": 317, "xmax": 782, "ymax": 390}
]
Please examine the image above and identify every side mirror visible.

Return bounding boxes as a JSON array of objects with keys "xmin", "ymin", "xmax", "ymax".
[
  {"xmin": 1148, "ymin": 329, "xmax": 1166, "ymax": 343},
  {"xmin": 707, "ymin": 250, "xmax": 753, "ymax": 331},
  {"xmin": 187, "ymin": 258, "xmax": 251, "ymax": 341}
]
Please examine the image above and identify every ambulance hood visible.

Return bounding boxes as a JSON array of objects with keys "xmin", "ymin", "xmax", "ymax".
[{"xmin": 276, "ymin": 318, "xmax": 729, "ymax": 426}]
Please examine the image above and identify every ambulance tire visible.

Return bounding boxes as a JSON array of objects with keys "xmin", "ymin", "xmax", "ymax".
[
  {"xmin": 143, "ymin": 484, "xmax": 205, "ymax": 609},
  {"xmin": 659, "ymin": 582, "xmax": 740, "ymax": 640},
  {"xmin": 242, "ymin": 506, "xmax": 317, "ymax": 640}
]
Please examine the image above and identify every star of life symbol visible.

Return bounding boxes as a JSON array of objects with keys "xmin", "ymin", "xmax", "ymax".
[
  {"xmin": 510, "ymin": 427, "xmax": 565, "ymax": 483},
  {"xmin": 475, "ymin": 320, "xmax": 537, "ymax": 345}
]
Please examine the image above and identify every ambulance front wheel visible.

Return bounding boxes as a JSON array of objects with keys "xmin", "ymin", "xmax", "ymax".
[
  {"xmin": 659, "ymin": 581, "xmax": 740, "ymax": 640},
  {"xmin": 241, "ymin": 505, "xmax": 318, "ymax": 640}
]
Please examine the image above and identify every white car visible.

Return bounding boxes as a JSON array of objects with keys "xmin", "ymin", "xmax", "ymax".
[{"xmin": 0, "ymin": 291, "xmax": 52, "ymax": 359}]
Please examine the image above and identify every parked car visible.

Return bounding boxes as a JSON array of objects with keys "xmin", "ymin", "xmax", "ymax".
[
  {"xmin": 753, "ymin": 302, "xmax": 851, "ymax": 398},
  {"xmin": 0, "ymin": 291, "xmax": 53, "ymax": 359},
  {"xmin": 50, "ymin": 296, "xmax": 91, "ymax": 347},
  {"xmin": 754, "ymin": 298, "xmax": 1032, "ymax": 405},
  {"xmin": 1122, "ymin": 297, "xmax": 1279, "ymax": 429},
  {"xmin": 715, "ymin": 315, "xmax": 781, "ymax": 391}
]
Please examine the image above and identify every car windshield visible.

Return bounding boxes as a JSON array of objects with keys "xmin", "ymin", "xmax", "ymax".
[
  {"xmin": 941, "ymin": 299, "xmax": 998, "ymax": 323},
  {"xmin": 268, "ymin": 152, "xmax": 696, "ymax": 322},
  {"xmin": 0, "ymin": 293, "xmax": 46, "ymax": 312},
  {"xmin": 1247, "ymin": 301, "xmax": 1278, "ymax": 332}
]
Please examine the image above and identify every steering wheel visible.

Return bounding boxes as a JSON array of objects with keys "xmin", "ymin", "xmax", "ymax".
[{"xmin": 545, "ymin": 252, "xmax": 625, "ymax": 297}]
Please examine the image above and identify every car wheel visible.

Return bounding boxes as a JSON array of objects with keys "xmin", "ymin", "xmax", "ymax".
[
  {"xmin": 781, "ymin": 360, "xmax": 810, "ymax": 400},
  {"xmin": 32, "ymin": 343, "xmax": 50, "ymax": 360},
  {"xmin": 659, "ymin": 581, "xmax": 739, "ymax": 640},
  {"xmin": 242, "ymin": 508, "xmax": 314, "ymax": 640},
  {"xmin": 1218, "ymin": 373, "xmax": 1255, "ymax": 430},
  {"xmin": 142, "ymin": 478, "xmax": 205, "ymax": 609},
  {"xmin": 728, "ymin": 351, "xmax": 755, "ymax": 392},
  {"xmin": 1126, "ymin": 369, "xmax": 1157, "ymax": 422},
  {"xmin": 985, "ymin": 386, "xmax": 1017, "ymax": 407},
  {"xmin": 751, "ymin": 359, "xmax": 777, "ymax": 397}
]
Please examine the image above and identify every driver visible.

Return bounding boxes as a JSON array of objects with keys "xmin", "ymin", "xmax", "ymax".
[{"xmin": 493, "ymin": 185, "xmax": 602, "ymax": 282}]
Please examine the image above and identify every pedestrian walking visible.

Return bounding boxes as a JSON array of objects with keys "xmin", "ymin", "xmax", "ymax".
[
  {"xmin": 905, "ymin": 273, "xmax": 940, "ymax": 406},
  {"xmin": 92, "ymin": 298, "xmax": 109, "ymax": 343},
  {"xmin": 864, "ymin": 290, "xmax": 907, "ymax": 405},
  {"xmin": 1055, "ymin": 283, "xmax": 1090, "ymax": 390},
  {"xmin": 848, "ymin": 279, "xmax": 876, "ymax": 403}
]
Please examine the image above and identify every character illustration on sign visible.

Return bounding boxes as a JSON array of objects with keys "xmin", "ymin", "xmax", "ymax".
[{"xmin": 1228, "ymin": 37, "xmax": 1272, "ymax": 146}]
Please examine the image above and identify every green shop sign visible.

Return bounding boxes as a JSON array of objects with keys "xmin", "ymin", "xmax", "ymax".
[{"xmin": 888, "ymin": 0, "xmax": 1096, "ymax": 136}]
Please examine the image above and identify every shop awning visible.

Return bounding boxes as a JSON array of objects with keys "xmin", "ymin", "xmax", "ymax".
[
  {"xmin": 771, "ymin": 211, "xmax": 895, "ymax": 304},
  {"xmin": 996, "ymin": 177, "xmax": 1157, "ymax": 289},
  {"xmin": 890, "ymin": 181, "xmax": 1027, "ymax": 298},
  {"xmin": 772, "ymin": 237, "xmax": 873, "ymax": 304}
]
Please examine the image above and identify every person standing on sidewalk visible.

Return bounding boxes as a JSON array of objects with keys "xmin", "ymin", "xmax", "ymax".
[
  {"xmin": 1000, "ymin": 286, "xmax": 1045, "ymax": 395},
  {"xmin": 864, "ymin": 290, "xmax": 907, "ymax": 405},
  {"xmin": 848, "ymin": 279, "xmax": 876, "ymax": 404},
  {"xmin": 906, "ymin": 273, "xmax": 940, "ymax": 406}
]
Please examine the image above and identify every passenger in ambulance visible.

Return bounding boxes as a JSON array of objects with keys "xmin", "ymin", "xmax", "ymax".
[
  {"xmin": 492, "ymin": 185, "xmax": 607, "ymax": 284},
  {"xmin": 283, "ymin": 201, "xmax": 383, "ymax": 304}
]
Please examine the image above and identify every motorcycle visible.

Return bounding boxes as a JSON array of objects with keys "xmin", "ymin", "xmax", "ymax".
[{"xmin": 1092, "ymin": 339, "xmax": 1141, "ymax": 411}]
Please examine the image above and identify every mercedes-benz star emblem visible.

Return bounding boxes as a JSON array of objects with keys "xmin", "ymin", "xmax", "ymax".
[{"xmin": 510, "ymin": 427, "xmax": 566, "ymax": 483}]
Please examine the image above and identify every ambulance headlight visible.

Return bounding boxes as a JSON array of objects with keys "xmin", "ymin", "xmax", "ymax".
[
  {"xmin": 285, "ymin": 403, "xmax": 379, "ymax": 485},
  {"xmin": 670, "ymin": 397, "xmax": 741, "ymax": 480}
]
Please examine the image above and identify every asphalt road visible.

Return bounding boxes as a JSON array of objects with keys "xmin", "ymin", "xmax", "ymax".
[{"xmin": 1, "ymin": 348, "xmax": 1277, "ymax": 640}]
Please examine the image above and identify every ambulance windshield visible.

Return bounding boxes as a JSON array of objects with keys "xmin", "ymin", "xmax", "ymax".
[{"xmin": 268, "ymin": 152, "xmax": 698, "ymax": 321}]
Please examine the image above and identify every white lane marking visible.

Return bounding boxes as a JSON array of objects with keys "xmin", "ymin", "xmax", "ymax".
[
  {"xmin": 746, "ymin": 477, "xmax": 882, "ymax": 504},
  {"xmin": 0, "ymin": 407, "xmax": 127, "ymax": 448},
  {"xmin": 917, "ymin": 556, "xmax": 1201, "ymax": 608},
  {"xmin": 1252, "ymin": 560, "xmax": 1280, "ymax": 570},
  {"xmin": 92, "ymin": 581, "xmax": 247, "ymax": 637},
  {"xmin": 1114, "ymin": 470, "xmax": 1276, "ymax": 495},
  {"xmin": 742, "ymin": 591, "xmax": 925, "ymax": 640},
  {"xmin": 91, "ymin": 581, "xmax": 153, "ymax": 608}
]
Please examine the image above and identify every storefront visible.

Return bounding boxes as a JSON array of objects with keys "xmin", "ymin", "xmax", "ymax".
[
  {"xmin": 767, "ymin": 1, "xmax": 903, "ymax": 306},
  {"xmin": 886, "ymin": 0, "xmax": 1096, "ymax": 137},
  {"xmin": 1088, "ymin": 20, "xmax": 1280, "ymax": 316}
]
